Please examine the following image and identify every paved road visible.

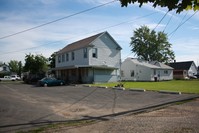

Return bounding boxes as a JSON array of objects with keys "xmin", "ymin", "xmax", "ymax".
[{"xmin": 0, "ymin": 83, "xmax": 198, "ymax": 133}]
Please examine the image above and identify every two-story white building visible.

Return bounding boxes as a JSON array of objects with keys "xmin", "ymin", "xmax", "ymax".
[{"xmin": 54, "ymin": 31, "xmax": 122, "ymax": 83}]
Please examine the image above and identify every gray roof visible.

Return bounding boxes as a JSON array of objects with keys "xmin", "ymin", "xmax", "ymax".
[
  {"xmin": 57, "ymin": 31, "xmax": 121, "ymax": 54},
  {"xmin": 126, "ymin": 58, "xmax": 173, "ymax": 70},
  {"xmin": 150, "ymin": 61, "xmax": 173, "ymax": 69},
  {"xmin": 168, "ymin": 61, "xmax": 195, "ymax": 70}
]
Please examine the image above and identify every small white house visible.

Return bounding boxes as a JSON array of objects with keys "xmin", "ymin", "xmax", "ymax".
[
  {"xmin": 0, "ymin": 63, "xmax": 10, "ymax": 73},
  {"xmin": 121, "ymin": 58, "xmax": 173, "ymax": 81}
]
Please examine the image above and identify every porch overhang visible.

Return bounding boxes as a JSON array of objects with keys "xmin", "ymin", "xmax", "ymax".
[{"xmin": 52, "ymin": 65, "xmax": 118, "ymax": 71}]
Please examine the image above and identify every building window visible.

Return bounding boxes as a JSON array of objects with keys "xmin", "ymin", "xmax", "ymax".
[
  {"xmin": 92, "ymin": 48, "xmax": 97, "ymax": 58},
  {"xmin": 130, "ymin": 70, "xmax": 134, "ymax": 77},
  {"xmin": 3, "ymin": 66, "xmax": 6, "ymax": 71},
  {"xmin": 66, "ymin": 53, "xmax": 69, "ymax": 61},
  {"xmin": 83, "ymin": 48, "xmax": 87, "ymax": 58},
  {"xmin": 62, "ymin": 54, "xmax": 65, "ymax": 62},
  {"xmin": 58, "ymin": 55, "xmax": 61, "ymax": 63},
  {"xmin": 72, "ymin": 52, "xmax": 75, "ymax": 60},
  {"xmin": 164, "ymin": 70, "xmax": 168, "ymax": 74}
]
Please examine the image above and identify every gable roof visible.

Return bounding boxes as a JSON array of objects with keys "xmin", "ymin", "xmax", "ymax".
[
  {"xmin": 169, "ymin": 61, "xmax": 194, "ymax": 70},
  {"xmin": 126, "ymin": 58, "xmax": 160, "ymax": 69},
  {"xmin": 150, "ymin": 61, "xmax": 173, "ymax": 69},
  {"xmin": 57, "ymin": 31, "xmax": 117, "ymax": 54},
  {"xmin": 124, "ymin": 58, "xmax": 173, "ymax": 70}
]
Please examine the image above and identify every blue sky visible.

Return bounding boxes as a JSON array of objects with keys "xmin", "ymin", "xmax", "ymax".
[{"xmin": 0, "ymin": 0, "xmax": 199, "ymax": 65}]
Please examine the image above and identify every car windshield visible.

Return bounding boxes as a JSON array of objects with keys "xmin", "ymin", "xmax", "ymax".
[{"xmin": 41, "ymin": 77, "xmax": 57, "ymax": 81}]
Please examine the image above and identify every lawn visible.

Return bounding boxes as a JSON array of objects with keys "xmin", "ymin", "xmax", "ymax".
[{"xmin": 92, "ymin": 80, "xmax": 199, "ymax": 94}]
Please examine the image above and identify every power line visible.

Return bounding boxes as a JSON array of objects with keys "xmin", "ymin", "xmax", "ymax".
[
  {"xmin": 0, "ymin": 0, "xmax": 118, "ymax": 40},
  {"xmin": 163, "ymin": 11, "xmax": 175, "ymax": 32},
  {"xmin": 153, "ymin": 11, "xmax": 169, "ymax": 31},
  {"xmin": 168, "ymin": 11, "xmax": 198, "ymax": 38},
  {"xmin": 0, "ymin": 11, "xmax": 157, "ymax": 56}
]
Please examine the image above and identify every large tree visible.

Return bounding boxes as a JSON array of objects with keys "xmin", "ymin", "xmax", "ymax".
[
  {"xmin": 130, "ymin": 26, "xmax": 175, "ymax": 63},
  {"xmin": 24, "ymin": 54, "xmax": 48, "ymax": 74},
  {"xmin": 120, "ymin": 0, "xmax": 199, "ymax": 13}
]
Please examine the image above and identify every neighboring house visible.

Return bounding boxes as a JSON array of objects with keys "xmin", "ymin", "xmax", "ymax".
[
  {"xmin": 54, "ymin": 31, "xmax": 122, "ymax": 83},
  {"xmin": 121, "ymin": 58, "xmax": 173, "ymax": 81},
  {"xmin": 169, "ymin": 61, "xmax": 198, "ymax": 79},
  {"xmin": 0, "ymin": 63, "xmax": 10, "ymax": 74}
]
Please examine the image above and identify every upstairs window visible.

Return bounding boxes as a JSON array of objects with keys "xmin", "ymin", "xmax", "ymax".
[
  {"xmin": 58, "ymin": 55, "xmax": 61, "ymax": 63},
  {"xmin": 72, "ymin": 52, "xmax": 75, "ymax": 60},
  {"xmin": 3, "ymin": 66, "xmax": 6, "ymax": 71},
  {"xmin": 92, "ymin": 48, "xmax": 97, "ymax": 58},
  {"xmin": 62, "ymin": 54, "xmax": 65, "ymax": 62},
  {"xmin": 66, "ymin": 53, "xmax": 69, "ymax": 61},
  {"xmin": 83, "ymin": 48, "xmax": 87, "ymax": 58}
]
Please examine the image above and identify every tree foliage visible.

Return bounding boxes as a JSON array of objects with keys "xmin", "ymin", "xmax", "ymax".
[
  {"xmin": 24, "ymin": 54, "xmax": 48, "ymax": 74},
  {"xmin": 49, "ymin": 52, "xmax": 56, "ymax": 68},
  {"xmin": 8, "ymin": 60, "xmax": 22, "ymax": 75},
  {"xmin": 130, "ymin": 26, "xmax": 175, "ymax": 63},
  {"xmin": 120, "ymin": 0, "xmax": 199, "ymax": 13}
]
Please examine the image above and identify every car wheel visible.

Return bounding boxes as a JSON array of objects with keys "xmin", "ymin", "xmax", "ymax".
[
  {"xmin": 60, "ymin": 82, "xmax": 63, "ymax": 86},
  {"xmin": 44, "ymin": 83, "xmax": 48, "ymax": 87}
]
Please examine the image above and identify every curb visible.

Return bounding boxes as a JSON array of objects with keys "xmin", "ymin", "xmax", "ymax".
[
  {"xmin": 112, "ymin": 87, "xmax": 125, "ymax": 90},
  {"xmin": 83, "ymin": 85, "xmax": 92, "ymax": 87},
  {"xmin": 159, "ymin": 90, "xmax": 181, "ymax": 95},
  {"xmin": 129, "ymin": 88, "xmax": 146, "ymax": 92},
  {"xmin": 97, "ymin": 86, "xmax": 108, "ymax": 89}
]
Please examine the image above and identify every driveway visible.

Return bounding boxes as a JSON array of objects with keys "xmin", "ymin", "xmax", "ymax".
[{"xmin": 0, "ymin": 83, "xmax": 198, "ymax": 133}]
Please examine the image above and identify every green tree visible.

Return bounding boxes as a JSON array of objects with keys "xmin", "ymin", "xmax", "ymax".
[
  {"xmin": 120, "ymin": 0, "xmax": 199, "ymax": 13},
  {"xmin": 24, "ymin": 54, "xmax": 48, "ymax": 74},
  {"xmin": 130, "ymin": 26, "xmax": 175, "ymax": 63},
  {"xmin": 49, "ymin": 52, "xmax": 56, "ymax": 68},
  {"xmin": 8, "ymin": 60, "xmax": 19, "ymax": 74},
  {"xmin": 18, "ymin": 61, "xmax": 22, "ymax": 77}
]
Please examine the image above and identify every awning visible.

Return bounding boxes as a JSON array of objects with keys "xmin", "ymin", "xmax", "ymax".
[{"xmin": 52, "ymin": 65, "xmax": 118, "ymax": 70}]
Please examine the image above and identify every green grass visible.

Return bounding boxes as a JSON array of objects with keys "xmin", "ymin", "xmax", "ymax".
[{"xmin": 92, "ymin": 80, "xmax": 199, "ymax": 94}]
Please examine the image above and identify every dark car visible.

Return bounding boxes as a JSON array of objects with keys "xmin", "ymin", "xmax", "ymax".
[{"xmin": 38, "ymin": 77, "xmax": 65, "ymax": 87}]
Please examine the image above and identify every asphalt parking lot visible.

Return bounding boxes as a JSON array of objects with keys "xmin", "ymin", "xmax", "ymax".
[{"xmin": 0, "ymin": 83, "xmax": 198, "ymax": 133}]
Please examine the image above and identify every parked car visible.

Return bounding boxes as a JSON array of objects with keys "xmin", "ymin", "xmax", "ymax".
[
  {"xmin": 37, "ymin": 77, "xmax": 65, "ymax": 87},
  {"xmin": 11, "ymin": 75, "xmax": 21, "ymax": 80},
  {"xmin": 194, "ymin": 74, "xmax": 199, "ymax": 79},
  {"xmin": 189, "ymin": 75, "xmax": 197, "ymax": 79},
  {"xmin": 0, "ymin": 76, "xmax": 15, "ymax": 81}
]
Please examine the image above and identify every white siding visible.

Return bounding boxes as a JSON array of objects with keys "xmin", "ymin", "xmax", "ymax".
[
  {"xmin": 121, "ymin": 58, "xmax": 173, "ymax": 81},
  {"xmin": 121, "ymin": 59, "xmax": 153, "ymax": 81},
  {"xmin": 188, "ymin": 62, "xmax": 197, "ymax": 76},
  {"xmin": 56, "ymin": 48, "xmax": 89, "ymax": 68},
  {"xmin": 89, "ymin": 34, "xmax": 121, "ymax": 68}
]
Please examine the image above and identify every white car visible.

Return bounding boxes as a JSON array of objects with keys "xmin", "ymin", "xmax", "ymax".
[{"xmin": 11, "ymin": 75, "xmax": 21, "ymax": 80}]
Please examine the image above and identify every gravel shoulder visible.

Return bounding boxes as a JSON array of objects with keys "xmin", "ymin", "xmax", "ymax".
[{"xmin": 44, "ymin": 98, "xmax": 199, "ymax": 133}]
